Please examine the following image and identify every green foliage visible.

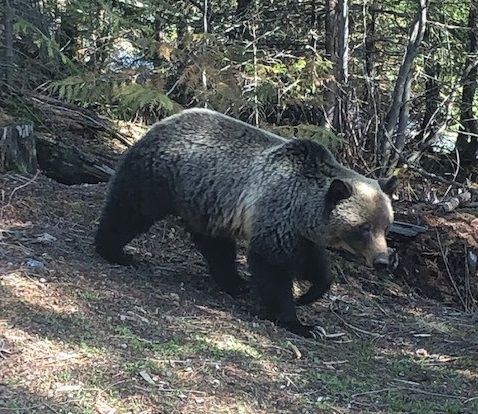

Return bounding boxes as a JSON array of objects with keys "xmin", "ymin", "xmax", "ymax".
[
  {"xmin": 9, "ymin": 15, "xmax": 76, "ymax": 86},
  {"xmin": 48, "ymin": 73, "xmax": 110, "ymax": 105},
  {"xmin": 48, "ymin": 73, "xmax": 181, "ymax": 120},
  {"xmin": 3, "ymin": 0, "xmax": 477, "ymax": 169},
  {"xmin": 170, "ymin": 30, "xmax": 332, "ymax": 119},
  {"xmin": 248, "ymin": 54, "xmax": 332, "ymax": 108},
  {"xmin": 114, "ymin": 82, "xmax": 181, "ymax": 118},
  {"xmin": 268, "ymin": 124, "xmax": 344, "ymax": 154}
]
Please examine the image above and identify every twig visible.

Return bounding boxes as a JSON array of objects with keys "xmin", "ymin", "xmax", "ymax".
[
  {"xmin": 393, "ymin": 378, "xmax": 420, "ymax": 386},
  {"xmin": 395, "ymin": 387, "xmax": 465, "ymax": 400},
  {"xmin": 330, "ymin": 308, "xmax": 380, "ymax": 338},
  {"xmin": 0, "ymin": 345, "xmax": 11, "ymax": 358},
  {"xmin": 401, "ymin": 157, "xmax": 478, "ymax": 196},
  {"xmin": 7, "ymin": 170, "xmax": 39, "ymax": 205},
  {"xmin": 435, "ymin": 229, "xmax": 468, "ymax": 311},
  {"xmin": 463, "ymin": 245, "xmax": 477, "ymax": 312},
  {"xmin": 351, "ymin": 387, "xmax": 402, "ymax": 398},
  {"xmin": 0, "ymin": 170, "xmax": 39, "ymax": 220},
  {"xmin": 42, "ymin": 403, "xmax": 61, "ymax": 414},
  {"xmin": 166, "ymin": 79, "xmax": 180, "ymax": 97},
  {"xmin": 352, "ymin": 386, "xmax": 465, "ymax": 400},
  {"xmin": 286, "ymin": 340, "xmax": 302, "ymax": 359},
  {"xmin": 133, "ymin": 385, "xmax": 206, "ymax": 394},
  {"xmin": 464, "ymin": 395, "xmax": 478, "ymax": 404}
]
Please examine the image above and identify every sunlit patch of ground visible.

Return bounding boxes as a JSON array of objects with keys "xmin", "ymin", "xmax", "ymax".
[{"xmin": 1, "ymin": 172, "xmax": 478, "ymax": 413}]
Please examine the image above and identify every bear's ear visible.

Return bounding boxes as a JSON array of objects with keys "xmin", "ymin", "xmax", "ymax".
[
  {"xmin": 378, "ymin": 175, "xmax": 399, "ymax": 197},
  {"xmin": 326, "ymin": 179, "xmax": 353, "ymax": 206}
]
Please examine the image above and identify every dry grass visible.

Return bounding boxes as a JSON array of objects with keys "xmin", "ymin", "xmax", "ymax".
[{"xmin": 1, "ymin": 172, "xmax": 478, "ymax": 414}]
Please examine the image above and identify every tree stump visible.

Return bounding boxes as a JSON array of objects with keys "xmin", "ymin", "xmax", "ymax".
[{"xmin": 0, "ymin": 120, "xmax": 38, "ymax": 174}]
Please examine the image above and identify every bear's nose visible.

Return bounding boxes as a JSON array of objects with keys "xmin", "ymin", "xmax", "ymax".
[{"xmin": 373, "ymin": 256, "xmax": 389, "ymax": 270}]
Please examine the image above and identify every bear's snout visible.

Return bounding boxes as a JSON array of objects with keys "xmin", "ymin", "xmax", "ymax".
[{"xmin": 372, "ymin": 253, "xmax": 389, "ymax": 270}]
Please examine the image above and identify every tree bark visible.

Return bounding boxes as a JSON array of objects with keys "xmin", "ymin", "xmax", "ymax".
[
  {"xmin": 323, "ymin": 0, "xmax": 338, "ymax": 129},
  {"xmin": 333, "ymin": 0, "xmax": 349, "ymax": 134},
  {"xmin": 456, "ymin": 1, "xmax": 478, "ymax": 166},
  {"xmin": 363, "ymin": 1, "xmax": 378, "ymax": 102},
  {"xmin": 35, "ymin": 133, "xmax": 115, "ymax": 185},
  {"xmin": 310, "ymin": 0, "xmax": 318, "ymax": 28},
  {"xmin": 0, "ymin": 120, "xmax": 37, "ymax": 174},
  {"xmin": 4, "ymin": 0, "xmax": 15, "ymax": 87},
  {"xmin": 417, "ymin": 49, "xmax": 441, "ymax": 145},
  {"xmin": 379, "ymin": 0, "xmax": 428, "ymax": 175}
]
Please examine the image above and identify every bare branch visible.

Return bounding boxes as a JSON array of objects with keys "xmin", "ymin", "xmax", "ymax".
[{"xmin": 379, "ymin": 0, "xmax": 429, "ymax": 174}]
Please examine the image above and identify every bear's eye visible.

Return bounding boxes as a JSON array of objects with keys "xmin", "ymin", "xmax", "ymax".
[{"xmin": 360, "ymin": 224, "xmax": 372, "ymax": 235}]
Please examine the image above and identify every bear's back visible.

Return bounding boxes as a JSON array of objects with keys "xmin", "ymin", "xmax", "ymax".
[
  {"xmin": 122, "ymin": 109, "xmax": 287, "ymax": 238},
  {"xmin": 146, "ymin": 108, "xmax": 287, "ymax": 153}
]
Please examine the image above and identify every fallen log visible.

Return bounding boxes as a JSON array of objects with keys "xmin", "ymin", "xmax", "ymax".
[
  {"xmin": 389, "ymin": 221, "xmax": 428, "ymax": 238},
  {"xmin": 29, "ymin": 93, "xmax": 133, "ymax": 148},
  {"xmin": 36, "ymin": 132, "xmax": 116, "ymax": 185}
]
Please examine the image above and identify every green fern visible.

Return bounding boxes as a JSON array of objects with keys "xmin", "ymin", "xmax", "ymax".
[
  {"xmin": 48, "ymin": 72, "xmax": 181, "ymax": 120},
  {"xmin": 49, "ymin": 73, "xmax": 113, "ymax": 105},
  {"xmin": 114, "ymin": 82, "xmax": 180, "ymax": 117}
]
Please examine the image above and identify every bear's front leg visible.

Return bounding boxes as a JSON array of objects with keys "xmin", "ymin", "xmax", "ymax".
[
  {"xmin": 247, "ymin": 251, "xmax": 318, "ymax": 338},
  {"xmin": 296, "ymin": 244, "xmax": 334, "ymax": 306}
]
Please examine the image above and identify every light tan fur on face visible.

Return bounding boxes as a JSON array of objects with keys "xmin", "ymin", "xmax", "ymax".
[
  {"xmin": 352, "ymin": 180, "xmax": 394, "ymax": 222},
  {"xmin": 329, "ymin": 178, "xmax": 394, "ymax": 267},
  {"xmin": 362, "ymin": 232, "xmax": 389, "ymax": 267}
]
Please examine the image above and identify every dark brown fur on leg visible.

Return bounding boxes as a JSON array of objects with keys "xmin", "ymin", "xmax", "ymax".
[
  {"xmin": 296, "ymin": 245, "xmax": 334, "ymax": 306},
  {"xmin": 190, "ymin": 232, "xmax": 248, "ymax": 296},
  {"xmin": 248, "ymin": 250, "xmax": 318, "ymax": 338}
]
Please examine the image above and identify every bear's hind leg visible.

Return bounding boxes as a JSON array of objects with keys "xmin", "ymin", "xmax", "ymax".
[
  {"xmin": 248, "ymin": 251, "xmax": 318, "ymax": 338},
  {"xmin": 190, "ymin": 233, "xmax": 247, "ymax": 296},
  {"xmin": 295, "ymin": 245, "xmax": 334, "ymax": 306}
]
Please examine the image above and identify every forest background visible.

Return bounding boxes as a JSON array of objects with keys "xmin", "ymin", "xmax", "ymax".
[
  {"xmin": 1, "ymin": 0, "xmax": 477, "ymax": 179},
  {"xmin": 2, "ymin": 2, "xmax": 478, "ymax": 413}
]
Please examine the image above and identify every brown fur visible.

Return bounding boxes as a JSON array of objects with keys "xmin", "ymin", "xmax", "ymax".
[{"xmin": 95, "ymin": 108, "xmax": 398, "ymax": 337}]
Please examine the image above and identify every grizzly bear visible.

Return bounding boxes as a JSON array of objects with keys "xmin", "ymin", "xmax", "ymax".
[{"xmin": 95, "ymin": 108, "xmax": 398, "ymax": 338}]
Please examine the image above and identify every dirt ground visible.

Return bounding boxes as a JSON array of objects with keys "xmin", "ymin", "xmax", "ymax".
[{"xmin": 1, "ymin": 170, "xmax": 478, "ymax": 414}]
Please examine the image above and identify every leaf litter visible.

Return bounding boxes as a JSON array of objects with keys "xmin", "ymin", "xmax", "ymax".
[{"xmin": 1, "ymin": 172, "xmax": 478, "ymax": 413}]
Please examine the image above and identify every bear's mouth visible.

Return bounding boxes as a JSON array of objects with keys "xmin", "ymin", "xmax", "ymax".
[
  {"xmin": 328, "ymin": 246, "xmax": 361, "ymax": 263},
  {"xmin": 328, "ymin": 246, "xmax": 391, "ymax": 276},
  {"xmin": 328, "ymin": 246, "xmax": 373, "ymax": 269}
]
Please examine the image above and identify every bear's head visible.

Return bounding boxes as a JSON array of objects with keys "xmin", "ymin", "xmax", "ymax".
[{"xmin": 323, "ymin": 175, "xmax": 399, "ymax": 269}]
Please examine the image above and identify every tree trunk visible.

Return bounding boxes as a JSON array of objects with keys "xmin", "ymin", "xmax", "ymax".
[
  {"xmin": 3, "ymin": 0, "xmax": 15, "ymax": 87},
  {"xmin": 0, "ymin": 120, "xmax": 37, "ymax": 174},
  {"xmin": 310, "ymin": 0, "xmax": 318, "ymax": 28},
  {"xmin": 417, "ymin": 50, "xmax": 441, "ymax": 144},
  {"xmin": 363, "ymin": 1, "xmax": 378, "ymax": 102},
  {"xmin": 323, "ymin": 0, "xmax": 338, "ymax": 129},
  {"xmin": 456, "ymin": 1, "xmax": 478, "ymax": 166},
  {"xmin": 379, "ymin": 0, "xmax": 428, "ymax": 175},
  {"xmin": 333, "ymin": 0, "xmax": 349, "ymax": 134}
]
